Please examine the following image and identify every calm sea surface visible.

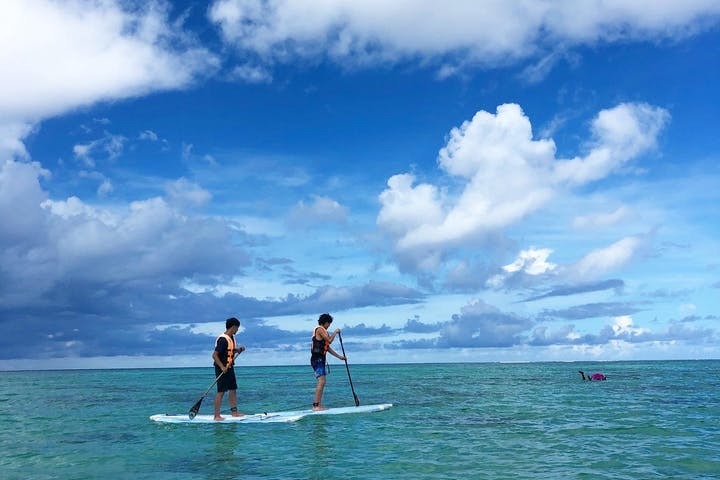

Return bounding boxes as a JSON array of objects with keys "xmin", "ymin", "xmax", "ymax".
[{"xmin": 1, "ymin": 361, "xmax": 719, "ymax": 479}]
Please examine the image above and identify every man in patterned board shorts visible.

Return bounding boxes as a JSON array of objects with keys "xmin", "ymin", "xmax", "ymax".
[{"xmin": 310, "ymin": 313, "xmax": 345, "ymax": 410}]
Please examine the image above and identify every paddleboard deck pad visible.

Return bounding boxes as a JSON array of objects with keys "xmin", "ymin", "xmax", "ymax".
[{"xmin": 150, "ymin": 403, "xmax": 392, "ymax": 424}]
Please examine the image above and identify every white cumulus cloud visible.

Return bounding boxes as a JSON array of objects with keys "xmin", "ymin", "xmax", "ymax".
[
  {"xmin": 287, "ymin": 195, "xmax": 349, "ymax": 228},
  {"xmin": 377, "ymin": 103, "xmax": 667, "ymax": 273},
  {"xmin": 503, "ymin": 248, "xmax": 556, "ymax": 275},
  {"xmin": 570, "ymin": 235, "xmax": 647, "ymax": 280},
  {"xmin": 164, "ymin": 178, "xmax": 212, "ymax": 208},
  {"xmin": 611, "ymin": 315, "xmax": 649, "ymax": 337},
  {"xmin": 553, "ymin": 103, "xmax": 669, "ymax": 185},
  {"xmin": 0, "ymin": 0, "xmax": 218, "ymax": 158},
  {"xmin": 208, "ymin": 0, "xmax": 720, "ymax": 72},
  {"xmin": 487, "ymin": 247, "xmax": 557, "ymax": 288},
  {"xmin": 574, "ymin": 205, "xmax": 633, "ymax": 229}
]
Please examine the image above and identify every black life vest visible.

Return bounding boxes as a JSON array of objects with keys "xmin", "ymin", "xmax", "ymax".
[{"xmin": 310, "ymin": 327, "xmax": 328, "ymax": 360}]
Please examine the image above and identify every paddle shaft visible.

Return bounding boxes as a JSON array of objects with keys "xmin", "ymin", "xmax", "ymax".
[
  {"xmin": 337, "ymin": 332, "xmax": 360, "ymax": 406},
  {"xmin": 198, "ymin": 368, "xmax": 226, "ymax": 401}
]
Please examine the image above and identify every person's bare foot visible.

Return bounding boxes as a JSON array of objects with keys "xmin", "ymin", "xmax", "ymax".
[
  {"xmin": 312, "ymin": 405, "xmax": 328, "ymax": 411},
  {"xmin": 231, "ymin": 411, "xmax": 245, "ymax": 417},
  {"xmin": 214, "ymin": 415, "xmax": 225, "ymax": 421}
]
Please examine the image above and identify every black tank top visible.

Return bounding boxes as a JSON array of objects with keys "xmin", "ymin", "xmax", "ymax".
[{"xmin": 310, "ymin": 327, "xmax": 327, "ymax": 361}]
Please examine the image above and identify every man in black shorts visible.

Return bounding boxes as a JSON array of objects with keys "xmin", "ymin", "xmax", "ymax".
[{"xmin": 212, "ymin": 317, "xmax": 246, "ymax": 421}]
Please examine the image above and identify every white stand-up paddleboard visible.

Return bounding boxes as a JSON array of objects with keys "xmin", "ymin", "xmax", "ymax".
[
  {"xmin": 267, "ymin": 403, "xmax": 393, "ymax": 418},
  {"xmin": 150, "ymin": 412, "xmax": 304, "ymax": 424},
  {"xmin": 150, "ymin": 403, "xmax": 393, "ymax": 424}
]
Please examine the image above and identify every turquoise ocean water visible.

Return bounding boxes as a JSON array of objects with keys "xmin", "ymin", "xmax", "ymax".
[{"xmin": 1, "ymin": 361, "xmax": 719, "ymax": 479}]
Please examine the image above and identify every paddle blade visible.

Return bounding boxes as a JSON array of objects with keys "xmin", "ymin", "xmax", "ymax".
[
  {"xmin": 353, "ymin": 394, "xmax": 360, "ymax": 407},
  {"xmin": 188, "ymin": 398, "xmax": 203, "ymax": 419}
]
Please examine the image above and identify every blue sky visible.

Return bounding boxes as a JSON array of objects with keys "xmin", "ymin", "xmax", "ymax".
[{"xmin": 1, "ymin": 0, "xmax": 719, "ymax": 369}]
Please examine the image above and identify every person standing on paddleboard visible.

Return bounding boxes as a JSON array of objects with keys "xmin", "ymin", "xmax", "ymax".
[
  {"xmin": 212, "ymin": 317, "xmax": 246, "ymax": 421},
  {"xmin": 311, "ymin": 313, "xmax": 345, "ymax": 411}
]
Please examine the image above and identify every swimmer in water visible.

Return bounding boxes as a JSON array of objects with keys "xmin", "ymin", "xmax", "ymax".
[{"xmin": 579, "ymin": 370, "xmax": 606, "ymax": 381}]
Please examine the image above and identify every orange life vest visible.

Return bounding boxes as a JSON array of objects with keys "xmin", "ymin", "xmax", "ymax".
[{"xmin": 216, "ymin": 333, "xmax": 236, "ymax": 366}]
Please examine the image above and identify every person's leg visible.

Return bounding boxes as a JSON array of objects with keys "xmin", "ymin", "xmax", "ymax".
[
  {"xmin": 313, "ymin": 375, "xmax": 327, "ymax": 410},
  {"xmin": 228, "ymin": 389, "xmax": 244, "ymax": 416},
  {"xmin": 214, "ymin": 391, "xmax": 225, "ymax": 421}
]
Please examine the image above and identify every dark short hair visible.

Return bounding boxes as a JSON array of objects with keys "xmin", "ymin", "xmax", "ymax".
[
  {"xmin": 318, "ymin": 313, "xmax": 333, "ymax": 325},
  {"xmin": 226, "ymin": 317, "xmax": 240, "ymax": 329}
]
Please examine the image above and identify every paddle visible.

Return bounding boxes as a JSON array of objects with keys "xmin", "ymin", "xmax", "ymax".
[
  {"xmin": 188, "ymin": 352, "xmax": 239, "ymax": 419},
  {"xmin": 337, "ymin": 332, "xmax": 360, "ymax": 406}
]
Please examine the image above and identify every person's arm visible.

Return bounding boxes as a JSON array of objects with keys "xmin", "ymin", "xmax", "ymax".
[
  {"xmin": 213, "ymin": 350, "xmax": 228, "ymax": 373},
  {"xmin": 327, "ymin": 345, "xmax": 345, "ymax": 361},
  {"xmin": 321, "ymin": 327, "xmax": 341, "ymax": 344},
  {"xmin": 213, "ymin": 337, "xmax": 229, "ymax": 373}
]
